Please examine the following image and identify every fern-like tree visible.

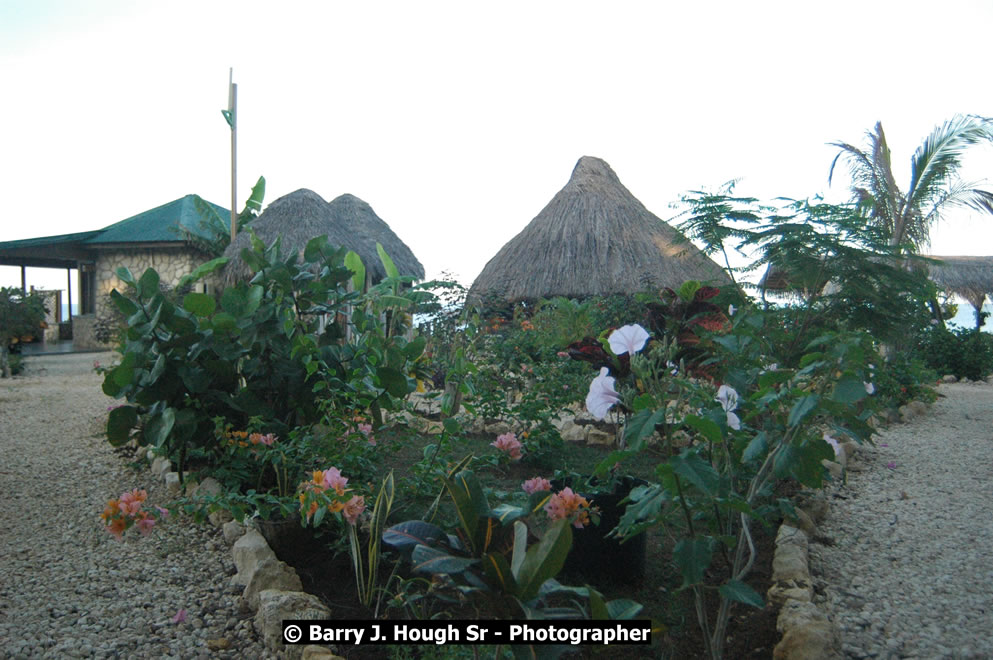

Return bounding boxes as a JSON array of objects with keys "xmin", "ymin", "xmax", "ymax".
[{"xmin": 829, "ymin": 115, "xmax": 993, "ymax": 252}]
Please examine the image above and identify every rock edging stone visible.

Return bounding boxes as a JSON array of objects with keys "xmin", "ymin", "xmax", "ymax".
[
  {"xmin": 768, "ymin": 438, "xmax": 860, "ymax": 660},
  {"xmin": 141, "ymin": 448, "xmax": 344, "ymax": 660}
]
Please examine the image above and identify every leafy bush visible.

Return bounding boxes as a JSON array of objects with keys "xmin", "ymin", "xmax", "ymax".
[
  {"xmin": 918, "ymin": 325, "xmax": 993, "ymax": 381},
  {"xmin": 567, "ymin": 284, "xmax": 878, "ymax": 659},
  {"xmin": 870, "ymin": 353, "xmax": 937, "ymax": 407},
  {"xmin": 102, "ymin": 233, "xmax": 428, "ymax": 488},
  {"xmin": 1, "ymin": 287, "xmax": 48, "ymax": 377}
]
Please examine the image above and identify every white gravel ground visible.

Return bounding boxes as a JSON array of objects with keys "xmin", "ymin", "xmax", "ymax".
[
  {"xmin": 0, "ymin": 353, "xmax": 272, "ymax": 659},
  {"xmin": 811, "ymin": 382, "xmax": 993, "ymax": 660}
]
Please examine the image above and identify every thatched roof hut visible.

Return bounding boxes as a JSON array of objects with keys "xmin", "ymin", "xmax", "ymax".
[
  {"xmin": 222, "ymin": 189, "xmax": 424, "ymax": 287},
  {"xmin": 928, "ymin": 255, "xmax": 993, "ymax": 310},
  {"xmin": 470, "ymin": 156, "xmax": 731, "ymax": 303}
]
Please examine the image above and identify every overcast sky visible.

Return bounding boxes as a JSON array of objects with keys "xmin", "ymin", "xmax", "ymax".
[{"xmin": 3, "ymin": 0, "xmax": 993, "ymax": 298}]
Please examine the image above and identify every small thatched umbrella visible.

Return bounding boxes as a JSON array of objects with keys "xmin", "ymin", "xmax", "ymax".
[
  {"xmin": 222, "ymin": 189, "xmax": 424, "ymax": 287},
  {"xmin": 470, "ymin": 156, "xmax": 731, "ymax": 303},
  {"xmin": 928, "ymin": 255, "xmax": 993, "ymax": 314}
]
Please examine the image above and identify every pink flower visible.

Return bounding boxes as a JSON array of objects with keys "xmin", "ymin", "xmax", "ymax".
[
  {"xmin": 136, "ymin": 515, "xmax": 156, "ymax": 535},
  {"xmin": 342, "ymin": 495, "xmax": 366, "ymax": 525},
  {"xmin": 556, "ymin": 351, "xmax": 569, "ymax": 358},
  {"xmin": 586, "ymin": 368, "xmax": 621, "ymax": 420},
  {"xmin": 522, "ymin": 477, "xmax": 552, "ymax": 495},
  {"xmin": 887, "ymin": 462, "xmax": 896, "ymax": 469},
  {"xmin": 607, "ymin": 324, "xmax": 650, "ymax": 356},
  {"xmin": 154, "ymin": 506, "xmax": 170, "ymax": 518},
  {"xmin": 321, "ymin": 467, "xmax": 349, "ymax": 495},
  {"xmin": 118, "ymin": 489, "xmax": 147, "ymax": 516},
  {"xmin": 491, "ymin": 433, "xmax": 523, "ymax": 461},
  {"xmin": 544, "ymin": 487, "xmax": 592, "ymax": 528},
  {"xmin": 171, "ymin": 609, "xmax": 187, "ymax": 624},
  {"xmin": 357, "ymin": 423, "xmax": 376, "ymax": 446},
  {"xmin": 544, "ymin": 494, "xmax": 567, "ymax": 521}
]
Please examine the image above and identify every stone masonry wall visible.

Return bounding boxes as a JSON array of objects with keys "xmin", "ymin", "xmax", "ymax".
[
  {"xmin": 94, "ymin": 248, "xmax": 218, "ymax": 321},
  {"xmin": 75, "ymin": 248, "xmax": 220, "ymax": 349}
]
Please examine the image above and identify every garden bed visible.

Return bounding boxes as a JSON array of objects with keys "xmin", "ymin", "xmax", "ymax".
[{"xmin": 252, "ymin": 423, "xmax": 786, "ymax": 659}]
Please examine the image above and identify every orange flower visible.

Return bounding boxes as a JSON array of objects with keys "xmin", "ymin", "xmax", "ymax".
[
  {"xmin": 544, "ymin": 488, "xmax": 593, "ymax": 528},
  {"xmin": 107, "ymin": 517, "xmax": 127, "ymax": 539},
  {"xmin": 101, "ymin": 499, "xmax": 121, "ymax": 522}
]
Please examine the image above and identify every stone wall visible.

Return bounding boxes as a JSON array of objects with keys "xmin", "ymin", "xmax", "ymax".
[
  {"xmin": 94, "ymin": 248, "xmax": 220, "ymax": 321},
  {"xmin": 72, "ymin": 314, "xmax": 99, "ymax": 350},
  {"xmin": 72, "ymin": 247, "xmax": 220, "ymax": 349},
  {"xmin": 33, "ymin": 289, "xmax": 62, "ymax": 343}
]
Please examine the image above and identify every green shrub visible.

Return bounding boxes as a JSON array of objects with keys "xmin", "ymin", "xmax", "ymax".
[
  {"xmin": 102, "ymin": 233, "xmax": 428, "ymax": 486},
  {"xmin": 870, "ymin": 353, "xmax": 937, "ymax": 407},
  {"xmin": 919, "ymin": 325, "xmax": 993, "ymax": 381}
]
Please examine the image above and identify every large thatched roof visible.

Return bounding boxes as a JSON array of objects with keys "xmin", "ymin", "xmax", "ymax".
[
  {"xmin": 929, "ymin": 255, "xmax": 993, "ymax": 309},
  {"xmin": 222, "ymin": 189, "xmax": 424, "ymax": 287},
  {"xmin": 470, "ymin": 156, "xmax": 731, "ymax": 303}
]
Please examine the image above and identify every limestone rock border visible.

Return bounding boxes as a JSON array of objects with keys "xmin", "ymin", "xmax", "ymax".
[
  {"xmin": 768, "ymin": 434, "xmax": 861, "ymax": 660},
  {"xmin": 768, "ymin": 398, "xmax": 930, "ymax": 660},
  {"xmin": 138, "ymin": 447, "xmax": 344, "ymax": 660}
]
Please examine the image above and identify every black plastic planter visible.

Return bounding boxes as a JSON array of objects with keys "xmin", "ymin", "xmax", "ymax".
[{"xmin": 555, "ymin": 477, "xmax": 647, "ymax": 586}]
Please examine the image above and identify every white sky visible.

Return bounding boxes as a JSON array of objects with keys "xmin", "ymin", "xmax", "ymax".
[{"xmin": 3, "ymin": 0, "xmax": 993, "ymax": 301}]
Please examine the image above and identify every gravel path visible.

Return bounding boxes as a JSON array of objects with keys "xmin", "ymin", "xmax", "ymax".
[
  {"xmin": 811, "ymin": 382, "xmax": 993, "ymax": 660},
  {"xmin": 0, "ymin": 353, "xmax": 271, "ymax": 659}
]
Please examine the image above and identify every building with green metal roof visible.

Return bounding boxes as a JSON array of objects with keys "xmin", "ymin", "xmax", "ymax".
[{"xmin": 0, "ymin": 194, "xmax": 229, "ymax": 348}]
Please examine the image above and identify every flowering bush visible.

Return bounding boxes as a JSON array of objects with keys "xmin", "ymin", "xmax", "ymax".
[
  {"xmin": 521, "ymin": 476, "xmax": 552, "ymax": 495},
  {"xmin": 490, "ymin": 432, "xmax": 523, "ymax": 461},
  {"xmin": 568, "ymin": 283, "xmax": 878, "ymax": 659},
  {"xmin": 100, "ymin": 488, "xmax": 168, "ymax": 539},
  {"xmin": 543, "ymin": 487, "xmax": 593, "ymax": 528},
  {"xmin": 383, "ymin": 463, "xmax": 643, "ymax": 624},
  {"xmin": 298, "ymin": 467, "xmax": 366, "ymax": 527}
]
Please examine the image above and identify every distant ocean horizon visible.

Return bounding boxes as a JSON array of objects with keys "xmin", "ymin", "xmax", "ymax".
[{"xmin": 946, "ymin": 303, "xmax": 993, "ymax": 333}]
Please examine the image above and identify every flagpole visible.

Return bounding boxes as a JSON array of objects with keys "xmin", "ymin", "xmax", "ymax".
[{"xmin": 226, "ymin": 69, "xmax": 238, "ymax": 243}]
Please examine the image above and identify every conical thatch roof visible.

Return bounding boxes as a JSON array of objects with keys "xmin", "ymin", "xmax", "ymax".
[
  {"xmin": 222, "ymin": 189, "xmax": 424, "ymax": 287},
  {"xmin": 327, "ymin": 193, "xmax": 425, "ymax": 281},
  {"xmin": 928, "ymin": 255, "xmax": 993, "ymax": 309},
  {"xmin": 470, "ymin": 156, "xmax": 731, "ymax": 303}
]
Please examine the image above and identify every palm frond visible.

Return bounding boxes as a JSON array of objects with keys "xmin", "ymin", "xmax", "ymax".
[{"xmin": 907, "ymin": 115, "xmax": 993, "ymax": 215}]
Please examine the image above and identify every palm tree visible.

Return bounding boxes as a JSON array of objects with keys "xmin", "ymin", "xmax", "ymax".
[{"xmin": 829, "ymin": 115, "xmax": 993, "ymax": 252}]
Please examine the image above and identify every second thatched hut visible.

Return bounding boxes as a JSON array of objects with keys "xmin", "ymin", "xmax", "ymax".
[
  {"xmin": 470, "ymin": 156, "xmax": 731, "ymax": 304},
  {"xmin": 221, "ymin": 188, "xmax": 424, "ymax": 288},
  {"xmin": 929, "ymin": 255, "xmax": 993, "ymax": 320}
]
